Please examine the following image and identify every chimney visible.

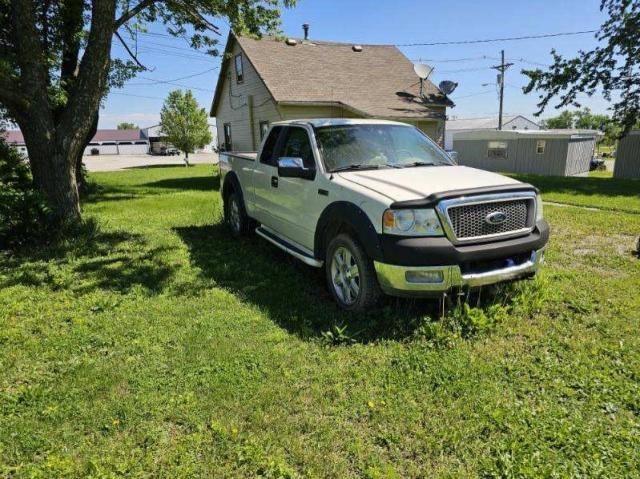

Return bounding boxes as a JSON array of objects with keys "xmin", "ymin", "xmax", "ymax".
[{"xmin": 302, "ymin": 23, "xmax": 310, "ymax": 40}]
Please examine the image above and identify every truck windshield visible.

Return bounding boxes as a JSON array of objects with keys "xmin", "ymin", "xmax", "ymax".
[{"xmin": 315, "ymin": 124, "xmax": 454, "ymax": 172}]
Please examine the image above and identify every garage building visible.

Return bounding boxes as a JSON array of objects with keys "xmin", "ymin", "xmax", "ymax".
[
  {"xmin": 84, "ymin": 129, "xmax": 149, "ymax": 156},
  {"xmin": 453, "ymin": 129, "xmax": 601, "ymax": 177},
  {"xmin": 614, "ymin": 130, "xmax": 640, "ymax": 179}
]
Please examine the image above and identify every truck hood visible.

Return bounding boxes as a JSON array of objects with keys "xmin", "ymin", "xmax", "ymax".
[{"xmin": 337, "ymin": 166, "xmax": 522, "ymax": 203}]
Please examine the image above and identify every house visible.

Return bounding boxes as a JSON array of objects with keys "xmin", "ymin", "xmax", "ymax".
[
  {"xmin": 445, "ymin": 115, "xmax": 540, "ymax": 150},
  {"xmin": 210, "ymin": 29, "xmax": 452, "ymax": 152},
  {"xmin": 2, "ymin": 129, "xmax": 150, "ymax": 156},
  {"xmin": 453, "ymin": 129, "xmax": 601, "ymax": 177},
  {"xmin": 614, "ymin": 130, "xmax": 640, "ymax": 179}
]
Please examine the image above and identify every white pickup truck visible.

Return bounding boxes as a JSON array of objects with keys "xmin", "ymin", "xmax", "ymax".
[{"xmin": 219, "ymin": 119, "xmax": 549, "ymax": 311}]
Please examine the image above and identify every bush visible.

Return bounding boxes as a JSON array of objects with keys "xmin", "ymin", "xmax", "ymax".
[{"xmin": 0, "ymin": 139, "xmax": 53, "ymax": 250}]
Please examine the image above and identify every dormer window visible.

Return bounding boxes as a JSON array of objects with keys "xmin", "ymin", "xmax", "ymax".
[{"xmin": 234, "ymin": 54, "xmax": 244, "ymax": 84}]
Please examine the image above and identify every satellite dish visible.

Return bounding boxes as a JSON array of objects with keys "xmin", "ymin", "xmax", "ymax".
[
  {"xmin": 439, "ymin": 80, "xmax": 459, "ymax": 95},
  {"xmin": 414, "ymin": 63, "xmax": 433, "ymax": 80}
]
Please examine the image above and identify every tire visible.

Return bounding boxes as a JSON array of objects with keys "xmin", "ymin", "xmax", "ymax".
[
  {"xmin": 224, "ymin": 190, "xmax": 250, "ymax": 237},
  {"xmin": 325, "ymin": 233, "xmax": 381, "ymax": 312}
]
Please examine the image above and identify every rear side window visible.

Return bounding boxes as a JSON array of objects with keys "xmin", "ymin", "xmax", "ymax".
[
  {"xmin": 260, "ymin": 126, "xmax": 284, "ymax": 166},
  {"xmin": 280, "ymin": 127, "xmax": 315, "ymax": 169}
]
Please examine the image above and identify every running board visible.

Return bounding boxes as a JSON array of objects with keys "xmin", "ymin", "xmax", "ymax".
[{"xmin": 255, "ymin": 227, "xmax": 323, "ymax": 268}]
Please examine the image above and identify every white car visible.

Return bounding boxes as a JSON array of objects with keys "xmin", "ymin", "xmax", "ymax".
[{"xmin": 219, "ymin": 119, "xmax": 549, "ymax": 311}]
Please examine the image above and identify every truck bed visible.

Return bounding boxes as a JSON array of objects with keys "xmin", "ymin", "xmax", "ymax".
[{"xmin": 221, "ymin": 151, "xmax": 257, "ymax": 161}]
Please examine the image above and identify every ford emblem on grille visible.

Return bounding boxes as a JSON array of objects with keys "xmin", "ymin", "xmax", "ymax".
[{"xmin": 485, "ymin": 211, "xmax": 508, "ymax": 225}]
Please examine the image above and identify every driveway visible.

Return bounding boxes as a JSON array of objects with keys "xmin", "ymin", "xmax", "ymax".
[{"xmin": 83, "ymin": 152, "xmax": 218, "ymax": 172}]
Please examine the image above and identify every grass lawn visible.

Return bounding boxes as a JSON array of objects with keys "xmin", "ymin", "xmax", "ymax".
[
  {"xmin": 1, "ymin": 165, "xmax": 639, "ymax": 478},
  {"xmin": 513, "ymin": 173, "xmax": 640, "ymax": 214}
]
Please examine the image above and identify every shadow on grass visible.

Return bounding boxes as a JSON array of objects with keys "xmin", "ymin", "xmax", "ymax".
[
  {"xmin": 1, "ymin": 221, "xmax": 177, "ymax": 295},
  {"xmin": 175, "ymin": 224, "xmax": 438, "ymax": 342}
]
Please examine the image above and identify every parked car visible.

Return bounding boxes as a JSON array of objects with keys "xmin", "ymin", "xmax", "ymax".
[
  {"xmin": 590, "ymin": 157, "xmax": 606, "ymax": 171},
  {"xmin": 219, "ymin": 119, "xmax": 549, "ymax": 311}
]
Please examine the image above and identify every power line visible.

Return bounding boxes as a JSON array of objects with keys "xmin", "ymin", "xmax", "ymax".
[
  {"xmin": 135, "ymin": 67, "xmax": 219, "ymax": 84},
  {"xmin": 111, "ymin": 92, "xmax": 165, "ymax": 100},
  {"xmin": 437, "ymin": 66, "xmax": 495, "ymax": 74},
  {"xmin": 396, "ymin": 29, "xmax": 597, "ymax": 46},
  {"xmin": 411, "ymin": 55, "xmax": 500, "ymax": 63},
  {"xmin": 451, "ymin": 90, "xmax": 496, "ymax": 100}
]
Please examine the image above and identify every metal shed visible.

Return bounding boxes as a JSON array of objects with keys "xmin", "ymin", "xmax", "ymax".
[
  {"xmin": 614, "ymin": 130, "xmax": 640, "ymax": 179},
  {"xmin": 452, "ymin": 129, "xmax": 601, "ymax": 176}
]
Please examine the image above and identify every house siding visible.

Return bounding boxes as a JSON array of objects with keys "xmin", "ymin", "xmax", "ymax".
[
  {"xmin": 214, "ymin": 42, "xmax": 282, "ymax": 152},
  {"xmin": 614, "ymin": 131, "xmax": 640, "ymax": 179}
]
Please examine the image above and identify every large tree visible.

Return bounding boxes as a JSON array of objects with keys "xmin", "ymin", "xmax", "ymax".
[
  {"xmin": 160, "ymin": 89, "xmax": 212, "ymax": 166},
  {"xmin": 523, "ymin": 0, "xmax": 640, "ymax": 136},
  {"xmin": 0, "ymin": 0, "xmax": 293, "ymax": 223}
]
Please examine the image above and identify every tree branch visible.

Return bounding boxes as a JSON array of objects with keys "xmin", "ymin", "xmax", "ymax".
[
  {"xmin": 114, "ymin": 0, "xmax": 160, "ymax": 30},
  {"xmin": 114, "ymin": 30, "xmax": 152, "ymax": 70}
]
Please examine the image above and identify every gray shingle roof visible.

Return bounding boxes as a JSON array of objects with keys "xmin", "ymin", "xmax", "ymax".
[{"xmin": 212, "ymin": 32, "xmax": 451, "ymax": 119}]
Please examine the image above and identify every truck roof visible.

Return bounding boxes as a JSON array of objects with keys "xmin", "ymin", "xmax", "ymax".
[{"xmin": 271, "ymin": 118, "xmax": 411, "ymax": 128}]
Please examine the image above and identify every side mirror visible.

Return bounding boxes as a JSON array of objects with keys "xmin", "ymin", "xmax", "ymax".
[
  {"xmin": 277, "ymin": 157, "xmax": 315, "ymax": 180},
  {"xmin": 447, "ymin": 150, "xmax": 459, "ymax": 164}
]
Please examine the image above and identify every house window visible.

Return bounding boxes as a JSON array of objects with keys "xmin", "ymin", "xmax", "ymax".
[
  {"xmin": 223, "ymin": 123, "xmax": 232, "ymax": 151},
  {"xmin": 487, "ymin": 141, "xmax": 508, "ymax": 160},
  {"xmin": 536, "ymin": 140, "xmax": 546, "ymax": 154},
  {"xmin": 234, "ymin": 54, "xmax": 244, "ymax": 84},
  {"xmin": 259, "ymin": 121, "xmax": 270, "ymax": 140}
]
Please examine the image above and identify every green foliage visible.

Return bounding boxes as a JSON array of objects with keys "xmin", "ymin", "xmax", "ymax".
[
  {"xmin": 160, "ymin": 90, "xmax": 212, "ymax": 157},
  {"xmin": 540, "ymin": 110, "xmax": 575, "ymax": 129},
  {"xmin": 0, "ymin": 140, "xmax": 52, "ymax": 250},
  {"xmin": 540, "ymin": 108, "xmax": 622, "ymax": 145},
  {"xmin": 117, "ymin": 122, "xmax": 138, "ymax": 130},
  {"xmin": 1, "ymin": 165, "xmax": 639, "ymax": 476},
  {"xmin": 524, "ymin": 0, "xmax": 640, "ymax": 134}
]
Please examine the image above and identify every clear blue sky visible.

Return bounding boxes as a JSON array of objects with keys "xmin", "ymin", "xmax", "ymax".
[{"xmin": 101, "ymin": 0, "xmax": 610, "ymax": 129}]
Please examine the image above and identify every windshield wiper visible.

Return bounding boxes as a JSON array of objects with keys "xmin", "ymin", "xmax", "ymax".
[
  {"xmin": 330, "ymin": 164, "xmax": 381, "ymax": 173},
  {"xmin": 402, "ymin": 161, "xmax": 439, "ymax": 168}
]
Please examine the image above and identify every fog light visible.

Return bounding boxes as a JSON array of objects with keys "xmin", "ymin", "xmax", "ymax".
[{"xmin": 405, "ymin": 270, "xmax": 444, "ymax": 284}]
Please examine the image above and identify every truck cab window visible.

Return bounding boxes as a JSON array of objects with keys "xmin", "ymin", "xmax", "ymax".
[
  {"xmin": 260, "ymin": 126, "xmax": 284, "ymax": 166},
  {"xmin": 280, "ymin": 127, "xmax": 315, "ymax": 169}
]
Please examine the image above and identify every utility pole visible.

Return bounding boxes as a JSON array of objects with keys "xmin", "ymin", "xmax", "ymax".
[{"xmin": 491, "ymin": 50, "xmax": 513, "ymax": 130}]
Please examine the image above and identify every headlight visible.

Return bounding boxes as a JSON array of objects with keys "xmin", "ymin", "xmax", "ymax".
[
  {"xmin": 536, "ymin": 194, "xmax": 544, "ymax": 221},
  {"xmin": 383, "ymin": 208, "xmax": 444, "ymax": 236}
]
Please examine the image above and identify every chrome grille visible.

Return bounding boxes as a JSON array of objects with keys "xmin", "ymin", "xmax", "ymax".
[{"xmin": 446, "ymin": 199, "xmax": 531, "ymax": 241}]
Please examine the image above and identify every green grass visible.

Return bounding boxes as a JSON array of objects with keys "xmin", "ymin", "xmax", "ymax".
[
  {"xmin": 513, "ymin": 173, "xmax": 640, "ymax": 214},
  {"xmin": 1, "ymin": 165, "xmax": 639, "ymax": 478}
]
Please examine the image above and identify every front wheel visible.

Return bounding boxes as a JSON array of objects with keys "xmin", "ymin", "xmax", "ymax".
[{"xmin": 326, "ymin": 233, "xmax": 381, "ymax": 312}]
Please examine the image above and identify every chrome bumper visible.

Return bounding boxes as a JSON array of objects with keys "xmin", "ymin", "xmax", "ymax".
[{"xmin": 374, "ymin": 249, "xmax": 545, "ymax": 296}]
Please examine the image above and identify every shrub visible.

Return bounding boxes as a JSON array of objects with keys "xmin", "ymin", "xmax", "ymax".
[{"xmin": 0, "ymin": 139, "xmax": 53, "ymax": 250}]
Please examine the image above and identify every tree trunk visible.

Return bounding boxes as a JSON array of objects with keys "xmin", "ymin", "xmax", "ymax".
[
  {"xmin": 29, "ymin": 140, "xmax": 81, "ymax": 223},
  {"xmin": 184, "ymin": 151, "xmax": 190, "ymax": 167},
  {"xmin": 75, "ymin": 112, "xmax": 99, "ymax": 195}
]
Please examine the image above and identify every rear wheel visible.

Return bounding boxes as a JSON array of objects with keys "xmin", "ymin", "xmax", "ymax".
[
  {"xmin": 326, "ymin": 233, "xmax": 381, "ymax": 312},
  {"xmin": 225, "ymin": 191, "xmax": 249, "ymax": 236}
]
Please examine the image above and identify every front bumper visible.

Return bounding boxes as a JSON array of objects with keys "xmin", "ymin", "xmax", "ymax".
[{"xmin": 374, "ymin": 248, "xmax": 545, "ymax": 296}]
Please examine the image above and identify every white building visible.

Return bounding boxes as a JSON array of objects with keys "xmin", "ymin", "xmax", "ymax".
[{"xmin": 445, "ymin": 115, "xmax": 540, "ymax": 150}]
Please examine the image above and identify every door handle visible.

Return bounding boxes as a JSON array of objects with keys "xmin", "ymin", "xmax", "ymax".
[{"xmin": 271, "ymin": 176, "xmax": 278, "ymax": 188}]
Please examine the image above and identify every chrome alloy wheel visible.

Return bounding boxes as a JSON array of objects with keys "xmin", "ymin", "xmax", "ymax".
[
  {"xmin": 330, "ymin": 246, "xmax": 360, "ymax": 305},
  {"xmin": 229, "ymin": 196, "xmax": 241, "ymax": 232}
]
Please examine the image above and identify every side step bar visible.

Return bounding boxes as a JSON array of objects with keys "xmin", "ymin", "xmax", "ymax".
[{"xmin": 255, "ymin": 226, "xmax": 324, "ymax": 268}]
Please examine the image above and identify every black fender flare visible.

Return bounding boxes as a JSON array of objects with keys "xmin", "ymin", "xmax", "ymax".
[
  {"xmin": 222, "ymin": 171, "xmax": 244, "ymax": 204},
  {"xmin": 314, "ymin": 201, "xmax": 383, "ymax": 261}
]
